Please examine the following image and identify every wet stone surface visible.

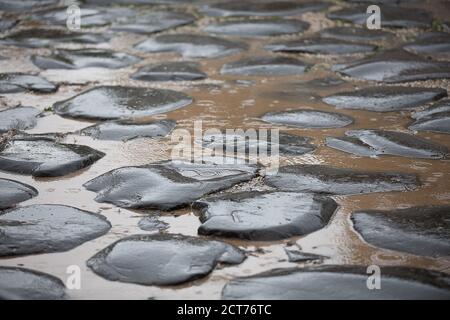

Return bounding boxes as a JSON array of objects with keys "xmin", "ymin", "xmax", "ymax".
[
  {"xmin": 266, "ymin": 37, "xmax": 376, "ymax": 55},
  {"xmin": 0, "ymin": 0, "xmax": 57, "ymax": 12},
  {"xmin": 0, "ymin": 18, "xmax": 18, "ymax": 32},
  {"xmin": 84, "ymin": 160, "xmax": 257, "ymax": 210},
  {"xmin": 352, "ymin": 206, "xmax": 450, "ymax": 257},
  {"xmin": 0, "ymin": 106, "xmax": 40, "ymax": 133},
  {"xmin": 284, "ymin": 248, "xmax": 328, "ymax": 263},
  {"xmin": 194, "ymin": 191, "xmax": 338, "ymax": 241},
  {"xmin": 80, "ymin": 120, "xmax": 176, "ymax": 141},
  {"xmin": 200, "ymin": 1, "xmax": 329, "ymax": 17},
  {"xmin": 403, "ymin": 32, "xmax": 450, "ymax": 54},
  {"xmin": 135, "ymin": 34, "xmax": 248, "ymax": 59},
  {"xmin": 111, "ymin": 11, "xmax": 196, "ymax": 34},
  {"xmin": 131, "ymin": 61, "xmax": 206, "ymax": 81},
  {"xmin": 337, "ymin": 49, "xmax": 450, "ymax": 83},
  {"xmin": 0, "ymin": 267, "xmax": 66, "ymax": 300},
  {"xmin": 261, "ymin": 110, "xmax": 354, "ymax": 128},
  {"xmin": 53, "ymin": 86, "xmax": 193, "ymax": 120},
  {"xmin": 327, "ymin": 5, "xmax": 433, "ymax": 28},
  {"xmin": 87, "ymin": 233, "xmax": 246, "ymax": 286},
  {"xmin": 204, "ymin": 18, "xmax": 310, "ymax": 37},
  {"xmin": 319, "ymin": 27, "xmax": 394, "ymax": 43},
  {"xmin": 323, "ymin": 86, "xmax": 447, "ymax": 112},
  {"xmin": 31, "ymin": 49, "xmax": 141, "ymax": 70},
  {"xmin": 326, "ymin": 130, "xmax": 449, "ymax": 159},
  {"xmin": 265, "ymin": 164, "xmax": 419, "ymax": 195},
  {"xmin": 221, "ymin": 56, "xmax": 309, "ymax": 76},
  {"xmin": 0, "ymin": 136, "xmax": 105, "ymax": 177},
  {"xmin": 409, "ymin": 99, "xmax": 450, "ymax": 134},
  {"xmin": 222, "ymin": 266, "xmax": 450, "ymax": 299},
  {"xmin": 0, "ymin": 73, "xmax": 57, "ymax": 94},
  {"xmin": 0, "ymin": 178, "xmax": 38, "ymax": 210},
  {"xmin": 0, "ymin": 204, "xmax": 111, "ymax": 257},
  {"xmin": 0, "ymin": 28, "xmax": 111, "ymax": 48}
]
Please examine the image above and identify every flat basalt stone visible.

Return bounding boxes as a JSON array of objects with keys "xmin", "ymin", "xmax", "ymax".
[
  {"xmin": 112, "ymin": 11, "xmax": 195, "ymax": 34},
  {"xmin": 265, "ymin": 164, "xmax": 419, "ymax": 195},
  {"xmin": 84, "ymin": 160, "xmax": 257, "ymax": 210},
  {"xmin": 87, "ymin": 233, "xmax": 246, "ymax": 286},
  {"xmin": 0, "ymin": 73, "xmax": 57, "ymax": 94},
  {"xmin": 80, "ymin": 119, "xmax": 176, "ymax": 141},
  {"xmin": 204, "ymin": 18, "xmax": 309, "ymax": 37},
  {"xmin": 0, "ymin": 0, "xmax": 57, "ymax": 11},
  {"xmin": 222, "ymin": 266, "xmax": 450, "ymax": 299},
  {"xmin": 135, "ymin": 34, "xmax": 248, "ymax": 59},
  {"xmin": 0, "ymin": 18, "xmax": 18, "ymax": 32},
  {"xmin": 327, "ymin": 5, "xmax": 433, "ymax": 28},
  {"xmin": 0, "ymin": 267, "xmax": 66, "ymax": 300},
  {"xmin": 200, "ymin": 132, "xmax": 315, "ymax": 156},
  {"xmin": 322, "ymin": 86, "xmax": 447, "ymax": 112},
  {"xmin": 0, "ymin": 28, "xmax": 111, "ymax": 48},
  {"xmin": 284, "ymin": 248, "xmax": 327, "ymax": 263},
  {"xmin": 131, "ymin": 61, "xmax": 206, "ymax": 81},
  {"xmin": 200, "ymin": 1, "xmax": 329, "ymax": 17},
  {"xmin": 0, "ymin": 204, "xmax": 111, "ymax": 257},
  {"xmin": 0, "ymin": 178, "xmax": 38, "ymax": 209},
  {"xmin": 0, "ymin": 136, "xmax": 105, "ymax": 177},
  {"xmin": 409, "ymin": 100, "xmax": 450, "ymax": 134},
  {"xmin": 193, "ymin": 191, "xmax": 337, "ymax": 241},
  {"xmin": 31, "ymin": 49, "xmax": 140, "ymax": 70},
  {"xmin": 320, "ymin": 27, "xmax": 394, "ymax": 43},
  {"xmin": 0, "ymin": 106, "xmax": 40, "ymax": 132},
  {"xmin": 53, "ymin": 86, "xmax": 192, "ymax": 120},
  {"xmin": 326, "ymin": 130, "xmax": 449, "ymax": 159},
  {"xmin": 266, "ymin": 37, "xmax": 376, "ymax": 55},
  {"xmin": 352, "ymin": 206, "xmax": 450, "ymax": 257},
  {"xmin": 260, "ymin": 110, "xmax": 354, "ymax": 128},
  {"xmin": 138, "ymin": 216, "xmax": 169, "ymax": 232},
  {"xmin": 220, "ymin": 56, "xmax": 309, "ymax": 76},
  {"xmin": 337, "ymin": 49, "xmax": 450, "ymax": 83},
  {"xmin": 403, "ymin": 32, "xmax": 450, "ymax": 54}
]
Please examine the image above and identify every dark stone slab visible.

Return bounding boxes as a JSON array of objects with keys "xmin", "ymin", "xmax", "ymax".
[
  {"xmin": 0, "ymin": 0, "xmax": 57, "ymax": 12},
  {"xmin": 352, "ymin": 206, "xmax": 450, "ymax": 257},
  {"xmin": 131, "ymin": 61, "xmax": 206, "ymax": 81},
  {"xmin": 0, "ymin": 28, "xmax": 111, "ymax": 48},
  {"xmin": 84, "ymin": 160, "xmax": 257, "ymax": 210},
  {"xmin": 326, "ymin": 130, "xmax": 449, "ymax": 159},
  {"xmin": 0, "ymin": 18, "xmax": 18, "ymax": 32},
  {"xmin": 200, "ymin": 1, "xmax": 329, "ymax": 17},
  {"xmin": 0, "ymin": 178, "xmax": 38, "ymax": 209},
  {"xmin": 222, "ymin": 266, "xmax": 450, "ymax": 299},
  {"xmin": 411, "ymin": 99, "xmax": 450, "ymax": 120},
  {"xmin": 261, "ymin": 109, "xmax": 354, "ymax": 128},
  {"xmin": 0, "ymin": 106, "xmax": 40, "ymax": 132},
  {"xmin": 204, "ymin": 18, "xmax": 309, "ymax": 37},
  {"xmin": 0, "ymin": 204, "xmax": 111, "ymax": 257},
  {"xmin": 266, "ymin": 37, "xmax": 376, "ymax": 55},
  {"xmin": 194, "ymin": 191, "xmax": 337, "ymax": 241},
  {"xmin": 337, "ymin": 49, "xmax": 450, "ymax": 83},
  {"xmin": 80, "ymin": 119, "xmax": 176, "ymax": 141},
  {"xmin": 53, "ymin": 86, "xmax": 192, "ymax": 120},
  {"xmin": 112, "ymin": 11, "xmax": 195, "ymax": 34},
  {"xmin": 220, "ymin": 56, "xmax": 309, "ymax": 76},
  {"xmin": 135, "ymin": 34, "xmax": 248, "ymax": 58},
  {"xmin": 31, "ymin": 49, "xmax": 140, "ymax": 70},
  {"xmin": 323, "ymin": 86, "xmax": 447, "ymax": 112},
  {"xmin": 87, "ymin": 233, "xmax": 246, "ymax": 286},
  {"xmin": 284, "ymin": 248, "xmax": 327, "ymax": 263},
  {"xmin": 320, "ymin": 27, "xmax": 394, "ymax": 43},
  {"xmin": 0, "ymin": 267, "xmax": 66, "ymax": 300},
  {"xmin": 404, "ymin": 32, "xmax": 450, "ymax": 54},
  {"xmin": 265, "ymin": 164, "xmax": 419, "ymax": 195},
  {"xmin": 0, "ymin": 136, "xmax": 104, "ymax": 177},
  {"xmin": 0, "ymin": 73, "xmax": 57, "ymax": 94},
  {"xmin": 409, "ymin": 100, "xmax": 450, "ymax": 134},
  {"xmin": 327, "ymin": 5, "xmax": 433, "ymax": 28}
]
